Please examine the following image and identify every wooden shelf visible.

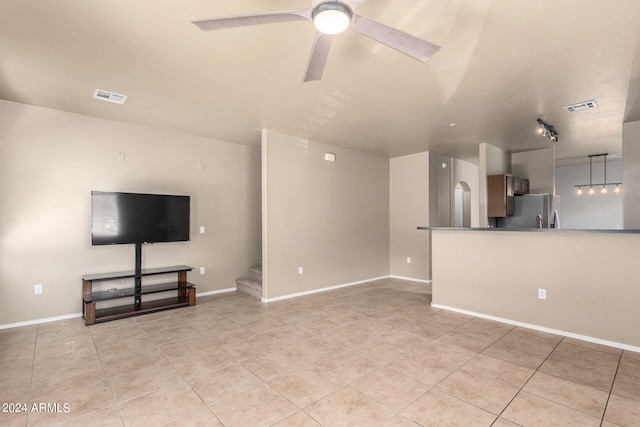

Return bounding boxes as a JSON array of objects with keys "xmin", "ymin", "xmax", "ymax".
[
  {"xmin": 88, "ymin": 281, "xmax": 196, "ymax": 302},
  {"xmin": 91, "ymin": 296, "xmax": 192, "ymax": 324},
  {"xmin": 82, "ymin": 265, "xmax": 195, "ymax": 325}
]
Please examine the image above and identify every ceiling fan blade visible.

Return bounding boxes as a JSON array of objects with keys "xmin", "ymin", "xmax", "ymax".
[
  {"xmin": 303, "ymin": 32, "xmax": 333, "ymax": 82},
  {"xmin": 350, "ymin": 14, "xmax": 440, "ymax": 62},
  {"xmin": 192, "ymin": 9, "xmax": 311, "ymax": 31}
]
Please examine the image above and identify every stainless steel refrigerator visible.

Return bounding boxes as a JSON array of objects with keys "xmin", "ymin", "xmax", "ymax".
[{"xmin": 496, "ymin": 193, "xmax": 560, "ymax": 228}]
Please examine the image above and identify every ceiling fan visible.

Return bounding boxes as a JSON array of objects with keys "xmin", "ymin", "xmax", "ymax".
[{"xmin": 192, "ymin": 0, "xmax": 441, "ymax": 82}]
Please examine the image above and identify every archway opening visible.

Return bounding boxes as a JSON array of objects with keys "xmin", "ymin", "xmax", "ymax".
[{"xmin": 453, "ymin": 181, "xmax": 471, "ymax": 227}]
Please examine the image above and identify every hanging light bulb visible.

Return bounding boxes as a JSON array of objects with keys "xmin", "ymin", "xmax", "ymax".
[{"xmin": 575, "ymin": 154, "xmax": 622, "ymax": 196}]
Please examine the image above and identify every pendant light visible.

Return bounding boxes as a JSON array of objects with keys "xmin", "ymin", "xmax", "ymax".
[
  {"xmin": 574, "ymin": 154, "xmax": 622, "ymax": 196},
  {"xmin": 600, "ymin": 157, "xmax": 608, "ymax": 194}
]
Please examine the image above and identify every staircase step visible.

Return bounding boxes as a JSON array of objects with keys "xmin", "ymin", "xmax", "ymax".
[
  {"xmin": 248, "ymin": 266, "xmax": 262, "ymax": 281},
  {"xmin": 236, "ymin": 277, "xmax": 262, "ymax": 299}
]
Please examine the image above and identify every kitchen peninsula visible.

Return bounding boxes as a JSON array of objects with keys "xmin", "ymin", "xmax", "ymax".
[{"xmin": 419, "ymin": 227, "xmax": 640, "ymax": 350}]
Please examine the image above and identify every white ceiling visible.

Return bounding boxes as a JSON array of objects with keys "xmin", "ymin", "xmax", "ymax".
[{"xmin": 2, "ymin": 0, "xmax": 640, "ymax": 165}]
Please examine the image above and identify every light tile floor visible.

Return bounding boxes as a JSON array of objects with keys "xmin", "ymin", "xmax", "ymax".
[{"xmin": 1, "ymin": 278, "xmax": 639, "ymax": 426}]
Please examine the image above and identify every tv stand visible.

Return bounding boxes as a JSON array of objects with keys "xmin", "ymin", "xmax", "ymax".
[{"xmin": 82, "ymin": 265, "xmax": 195, "ymax": 325}]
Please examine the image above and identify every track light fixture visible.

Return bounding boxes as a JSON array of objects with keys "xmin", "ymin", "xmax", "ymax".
[{"xmin": 536, "ymin": 119, "xmax": 558, "ymax": 143}]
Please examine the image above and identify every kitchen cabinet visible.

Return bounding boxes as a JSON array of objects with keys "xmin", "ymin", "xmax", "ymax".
[
  {"xmin": 487, "ymin": 174, "xmax": 529, "ymax": 217},
  {"xmin": 513, "ymin": 176, "xmax": 529, "ymax": 195}
]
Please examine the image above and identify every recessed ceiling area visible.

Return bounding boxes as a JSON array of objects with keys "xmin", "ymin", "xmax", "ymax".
[{"xmin": 1, "ymin": 0, "xmax": 639, "ymax": 164}]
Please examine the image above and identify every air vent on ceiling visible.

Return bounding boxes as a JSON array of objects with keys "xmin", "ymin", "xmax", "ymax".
[
  {"xmin": 93, "ymin": 89, "xmax": 127, "ymax": 105},
  {"xmin": 563, "ymin": 99, "xmax": 597, "ymax": 113}
]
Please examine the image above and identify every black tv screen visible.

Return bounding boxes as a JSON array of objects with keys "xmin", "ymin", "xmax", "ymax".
[{"xmin": 91, "ymin": 191, "xmax": 190, "ymax": 245}]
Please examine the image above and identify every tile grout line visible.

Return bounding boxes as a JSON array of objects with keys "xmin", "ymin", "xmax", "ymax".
[
  {"xmin": 136, "ymin": 313, "xmax": 227, "ymax": 425},
  {"xmin": 409, "ymin": 322, "xmax": 517, "ymax": 422},
  {"xmin": 599, "ymin": 350, "xmax": 624, "ymax": 427},
  {"xmin": 18, "ymin": 283, "xmax": 635, "ymax": 427},
  {"xmin": 91, "ymin": 323, "xmax": 131, "ymax": 427},
  {"xmin": 182, "ymin": 307, "xmax": 315, "ymax": 425},
  {"xmin": 408, "ymin": 324, "xmax": 516, "ymax": 418},
  {"xmin": 349, "ymin": 317, "xmax": 514, "ymax": 425},
  {"xmin": 487, "ymin": 335, "xmax": 565, "ymax": 426},
  {"xmin": 25, "ymin": 324, "xmax": 40, "ymax": 427}
]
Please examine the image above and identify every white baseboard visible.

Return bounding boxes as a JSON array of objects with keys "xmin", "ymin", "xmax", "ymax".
[
  {"xmin": 389, "ymin": 275, "xmax": 431, "ymax": 284},
  {"xmin": 0, "ymin": 278, "xmax": 425, "ymax": 330},
  {"xmin": 262, "ymin": 275, "xmax": 391, "ymax": 303},
  {"xmin": 432, "ymin": 303, "xmax": 640, "ymax": 354},
  {"xmin": 0, "ymin": 288, "xmax": 237, "ymax": 330},
  {"xmin": 0, "ymin": 312, "xmax": 83, "ymax": 330}
]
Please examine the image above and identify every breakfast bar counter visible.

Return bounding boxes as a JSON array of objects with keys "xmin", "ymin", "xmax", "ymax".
[{"xmin": 419, "ymin": 226, "xmax": 640, "ymax": 350}]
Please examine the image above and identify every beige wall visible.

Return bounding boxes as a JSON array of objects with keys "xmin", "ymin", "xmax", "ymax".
[
  {"xmin": 389, "ymin": 153, "xmax": 480, "ymax": 281},
  {"xmin": 623, "ymin": 120, "xmax": 640, "ymax": 228},
  {"xmin": 262, "ymin": 130, "xmax": 389, "ymax": 300},
  {"xmin": 431, "ymin": 229, "xmax": 640, "ymax": 348},
  {"xmin": 428, "ymin": 152, "xmax": 452, "ymax": 227},
  {"xmin": 480, "ymin": 143, "xmax": 511, "ymax": 175},
  {"xmin": 390, "ymin": 152, "xmax": 429, "ymax": 280},
  {"xmin": 0, "ymin": 100, "xmax": 261, "ymax": 326},
  {"xmin": 512, "ymin": 147, "xmax": 555, "ymax": 194}
]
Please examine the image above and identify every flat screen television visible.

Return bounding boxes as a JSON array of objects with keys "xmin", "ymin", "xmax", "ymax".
[{"xmin": 91, "ymin": 191, "xmax": 190, "ymax": 245}]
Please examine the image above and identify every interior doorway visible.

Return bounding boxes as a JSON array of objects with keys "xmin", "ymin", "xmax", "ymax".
[{"xmin": 453, "ymin": 181, "xmax": 471, "ymax": 227}]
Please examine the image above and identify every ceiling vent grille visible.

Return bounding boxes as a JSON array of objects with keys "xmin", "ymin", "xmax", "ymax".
[
  {"xmin": 563, "ymin": 99, "xmax": 597, "ymax": 112},
  {"xmin": 93, "ymin": 89, "xmax": 127, "ymax": 105}
]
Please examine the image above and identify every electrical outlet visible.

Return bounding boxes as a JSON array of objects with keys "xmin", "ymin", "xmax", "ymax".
[
  {"xmin": 199, "ymin": 226, "xmax": 205, "ymax": 234},
  {"xmin": 406, "ymin": 257, "xmax": 412, "ymax": 264},
  {"xmin": 199, "ymin": 267, "xmax": 205, "ymax": 275},
  {"xmin": 538, "ymin": 288, "xmax": 547, "ymax": 300},
  {"xmin": 34, "ymin": 284, "xmax": 43, "ymax": 295},
  {"xmin": 298, "ymin": 266, "xmax": 303, "ymax": 275}
]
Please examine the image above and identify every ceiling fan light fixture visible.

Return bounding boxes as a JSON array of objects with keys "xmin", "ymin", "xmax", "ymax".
[
  {"xmin": 313, "ymin": 2, "xmax": 352, "ymax": 35},
  {"xmin": 193, "ymin": 1, "xmax": 440, "ymax": 81}
]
